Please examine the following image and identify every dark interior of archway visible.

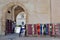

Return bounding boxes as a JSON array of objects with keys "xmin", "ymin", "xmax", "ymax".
[{"xmin": 14, "ymin": 6, "xmax": 24, "ymax": 21}]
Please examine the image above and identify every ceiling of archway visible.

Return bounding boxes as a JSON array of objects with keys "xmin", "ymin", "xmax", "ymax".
[{"xmin": 14, "ymin": 6, "xmax": 24, "ymax": 21}]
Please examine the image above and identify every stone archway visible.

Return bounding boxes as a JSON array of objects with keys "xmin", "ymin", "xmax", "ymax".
[{"xmin": 1, "ymin": 2, "xmax": 28, "ymax": 35}]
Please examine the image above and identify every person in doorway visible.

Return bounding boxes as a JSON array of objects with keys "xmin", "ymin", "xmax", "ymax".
[
  {"xmin": 12, "ymin": 21, "xmax": 16, "ymax": 34},
  {"xmin": 19, "ymin": 25, "xmax": 22, "ymax": 37},
  {"xmin": 19, "ymin": 22, "xmax": 25, "ymax": 37},
  {"xmin": 25, "ymin": 24, "xmax": 26, "ymax": 36}
]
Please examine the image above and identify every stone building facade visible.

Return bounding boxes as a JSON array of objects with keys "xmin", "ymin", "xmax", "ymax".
[{"xmin": 0, "ymin": 0, "xmax": 60, "ymax": 35}]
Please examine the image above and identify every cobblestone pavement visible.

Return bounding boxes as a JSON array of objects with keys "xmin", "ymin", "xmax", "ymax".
[{"xmin": 0, "ymin": 34, "xmax": 60, "ymax": 40}]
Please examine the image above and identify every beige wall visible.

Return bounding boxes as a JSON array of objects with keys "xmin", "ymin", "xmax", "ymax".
[
  {"xmin": 51, "ymin": 0, "xmax": 60, "ymax": 23},
  {"xmin": 17, "ymin": 0, "xmax": 50, "ymax": 24}
]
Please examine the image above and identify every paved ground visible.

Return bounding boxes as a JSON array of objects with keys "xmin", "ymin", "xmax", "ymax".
[{"xmin": 0, "ymin": 34, "xmax": 60, "ymax": 40}]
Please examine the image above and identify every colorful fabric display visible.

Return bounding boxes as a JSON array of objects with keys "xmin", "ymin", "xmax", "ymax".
[
  {"xmin": 42, "ymin": 24, "xmax": 44, "ymax": 35},
  {"xmin": 40, "ymin": 24, "xmax": 42, "ymax": 35},
  {"xmin": 27, "ymin": 24, "xmax": 32, "ymax": 35},
  {"xmin": 55, "ymin": 24, "xmax": 60, "ymax": 36},
  {"xmin": 40, "ymin": 24, "xmax": 49, "ymax": 35},
  {"xmin": 32, "ymin": 24, "xmax": 35, "ymax": 35},
  {"xmin": 34, "ymin": 24, "xmax": 37, "ymax": 35},
  {"xmin": 52, "ymin": 24, "xmax": 55, "ymax": 36},
  {"xmin": 49, "ymin": 24, "xmax": 52, "ymax": 35},
  {"xmin": 43, "ymin": 24, "xmax": 46, "ymax": 35},
  {"xmin": 49, "ymin": 24, "xmax": 55, "ymax": 36},
  {"xmin": 46, "ymin": 24, "xmax": 49, "ymax": 35},
  {"xmin": 37, "ymin": 24, "xmax": 40, "ymax": 35}
]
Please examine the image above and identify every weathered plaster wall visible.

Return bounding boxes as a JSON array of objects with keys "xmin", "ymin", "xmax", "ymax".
[
  {"xmin": 0, "ymin": 0, "xmax": 50, "ymax": 35},
  {"xmin": 18, "ymin": 0, "xmax": 50, "ymax": 24},
  {"xmin": 51, "ymin": 0, "xmax": 60, "ymax": 23}
]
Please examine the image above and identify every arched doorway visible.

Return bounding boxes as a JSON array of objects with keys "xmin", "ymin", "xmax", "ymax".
[
  {"xmin": 2, "ymin": 2, "xmax": 28, "ymax": 35},
  {"xmin": 16, "ymin": 12, "xmax": 26, "ymax": 27},
  {"xmin": 15, "ymin": 12, "xmax": 26, "ymax": 36}
]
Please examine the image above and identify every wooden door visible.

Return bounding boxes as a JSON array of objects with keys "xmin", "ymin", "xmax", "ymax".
[{"xmin": 5, "ymin": 19, "xmax": 12, "ymax": 35}]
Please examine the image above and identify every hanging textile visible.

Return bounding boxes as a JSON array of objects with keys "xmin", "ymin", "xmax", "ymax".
[
  {"xmin": 37, "ymin": 24, "xmax": 40, "ymax": 35},
  {"xmin": 34, "ymin": 24, "xmax": 37, "ymax": 35},
  {"xmin": 55, "ymin": 24, "xmax": 60, "ymax": 36},
  {"xmin": 52, "ymin": 24, "xmax": 55, "ymax": 36},
  {"xmin": 43, "ymin": 24, "xmax": 46, "ymax": 35},
  {"xmin": 46, "ymin": 24, "xmax": 49, "ymax": 35},
  {"xmin": 40, "ymin": 24, "xmax": 42, "ymax": 35},
  {"xmin": 49, "ymin": 24, "xmax": 55, "ymax": 36},
  {"xmin": 27, "ymin": 24, "xmax": 32, "ymax": 35},
  {"xmin": 32, "ymin": 24, "xmax": 34, "ymax": 35}
]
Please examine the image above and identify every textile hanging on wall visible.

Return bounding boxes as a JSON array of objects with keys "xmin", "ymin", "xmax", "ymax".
[
  {"xmin": 43, "ymin": 24, "xmax": 46, "ymax": 35},
  {"xmin": 34, "ymin": 24, "xmax": 37, "ymax": 35},
  {"xmin": 55, "ymin": 24, "xmax": 60, "ymax": 36},
  {"xmin": 52, "ymin": 24, "xmax": 55, "ymax": 36},
  {"xmin": 27, "ymin": 24, "xmax": 32, "ymax": 35},
  {"xmin": 49, "ymin": 24, "xmax": 52, "ymax": 36},
  {"xmin": 37, "ymin": 24, "xmax": 40, "ymax": 35},
  {"xmin": 40, "ymin": 24, "xmax": 42, "ymax": 35},
  {"xmin": 49, "ymin": 24, "xmax": 55, "ymax": 36},
  {"xmin": 46, "ymin": 24, "xmax": 49, "ymax": 35}
]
